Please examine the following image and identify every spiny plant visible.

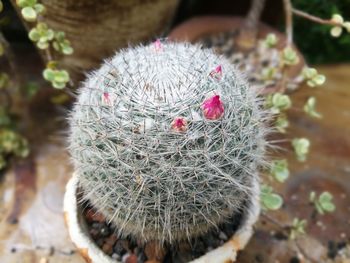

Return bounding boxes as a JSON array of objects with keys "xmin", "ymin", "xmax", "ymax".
[{"xmin": 69, "ymin": 41, "xmax": 272, "ymax": 244}]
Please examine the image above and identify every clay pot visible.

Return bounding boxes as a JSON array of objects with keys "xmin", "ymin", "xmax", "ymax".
[
  {"xmin": 169, "ymin": 16, "xmax": 305, "ymax": 84},
  {"xmin": 63, "ymin": 173, "xmax": 260, "ymax": 263}
]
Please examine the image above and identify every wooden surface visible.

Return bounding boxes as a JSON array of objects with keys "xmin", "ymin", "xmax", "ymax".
[{"xmin": 0, "ymin": 64, "xmax": 349, "ymax": 262}]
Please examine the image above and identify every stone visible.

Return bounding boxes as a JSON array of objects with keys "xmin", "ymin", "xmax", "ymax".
[
  {"xmin": 85, "ymin": 208, "xmax": 105, "ymax": 223},
  {"xmin": 144, "ymin": 241, "xmax": 166, "ymax": 261},
  {"xmin": 124, "ymin": 253, "xmax": 138, "ymax": 263}
]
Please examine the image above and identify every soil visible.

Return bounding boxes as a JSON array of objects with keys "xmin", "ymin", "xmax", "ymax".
[{"xmin": 83, "ymin": 200, "xmax": 244, "ymax": 263}]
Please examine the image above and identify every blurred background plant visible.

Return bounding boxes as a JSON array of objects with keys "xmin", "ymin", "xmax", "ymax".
[{"xmin": 0, "ymin": 6, "xmax": 28, "ymax": 170}]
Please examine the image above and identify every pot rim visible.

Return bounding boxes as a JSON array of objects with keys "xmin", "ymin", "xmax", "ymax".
[
  {"xmin": 168, "ymin": 15, "xmax": 305, "ymax": 85},
  {"xmin": 63, "ymin": 173, "xmax": 260, "ymax": 263}
]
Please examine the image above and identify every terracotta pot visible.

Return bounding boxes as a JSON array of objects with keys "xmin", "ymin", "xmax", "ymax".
[
  {"xmin": 63, "ymin": 173, "xmax": 260, "ymax": 263},
  {"xmin": 169, "ymin": 16, "xmax": 305, "ymax": 83}
]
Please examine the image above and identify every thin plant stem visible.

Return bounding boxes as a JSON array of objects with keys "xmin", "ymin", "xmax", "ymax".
[
  {"xmin": 293, "ymin": 9, "xmax": 341, "ymax": 26},
  {"xmin": 245, "ymin": 0, "xmax": 266, "ymax": 30},
  {"xmin": 283, "ymin": 0, "xmax": 293, "ymax": 45},
  {"xmin": 236, "ymin": 0, "xmax": 266, "ymax": 50}
]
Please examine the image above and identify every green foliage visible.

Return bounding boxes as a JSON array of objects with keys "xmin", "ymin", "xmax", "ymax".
[
  {"xmin": 292, "ymin": 138, "xmax": 310, "ymax": 162},
  {"xmin": 263, "ymin": 33, "xmax": 278, "ymax": 48},
  {"xmin": 16, "ymin": 0, "xmax": 45, "ymax": 22},
  {"xmin": 293, "ymin": 0, "xmax": 350, "ymax": 63},
  {"xmin": 266, "ymin": 93, "xmax": 292, "ymax": 114},
  {"xmin": 275, "ymin": 113, "xmax": 289, "ymax": 133},
  {"xmin": 0, "ymin": 0, "xmax": 3, "ymax": 13},
  {"xmin": 24, "ymin": 81, "xmax": 40, "ymax": 98},
  {"xmin": 53, "ymin": 31, "xmax": 73, "ymax": 55},
  {"xmin": 28, "ymin": 23, "xmax": 54, "ymax": 49},
  {"xmin": 330, "ymin": 14, "xmax": 350, "ymax": 37},
  {"xmin": 270, "ymin": 159, "xmax": 289, "ymax": 183},
  {"xmin": 43, "ymin": 68, "xmax": 70, "ymax": 89},
  {"xmin": 304, "ymin": 97, "xmax": 322, "ymax": 119},
  {"xmin": 302, "ymin": 67, "xmax": 326, "ymax": 88},
  {"xmin": 16, "ymin": 0, "xmax": 73, "ymax": 89},
  {"xmin": 261, "ymin": 184, "xmax": 283, "ymax": 210},
  {"xmin": 0, "ymin": 107, "xmax": 29, "ymax": 169},
  {"xmin": 281, "ymin": 47, "xmax": 299, "ymax": 66},
  {"xmin": 309, "ymin": 191, "xmax": 336, "ymax": 214},
  {"xmin": 289, "ymin": 218, "xmax": 307, "ymax": 240}
]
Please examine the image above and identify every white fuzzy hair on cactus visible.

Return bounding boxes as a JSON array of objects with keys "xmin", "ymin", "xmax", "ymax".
[{"xmin": 68, "ymin": 40, "xmax": 271, "ymax": 244}]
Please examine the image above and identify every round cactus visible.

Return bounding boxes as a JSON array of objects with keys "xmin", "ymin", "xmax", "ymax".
[{"xmin": 69, "ymin": 41, "xmax": 270, "ymax": 244}]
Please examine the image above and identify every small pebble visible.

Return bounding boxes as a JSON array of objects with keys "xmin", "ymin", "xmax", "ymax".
[
  {"xmin": 112, "ymin": 253, "xmax": 121, "ymax": 260},
  {"xmin": 144, "ymin": 241, "xmax": 166, "ymax": 261},
  {"xmin": 114, "ymin": 240, "xmax": 128, "ymax": 255},
  {"xmin": 124, "ymin": 253, "xmax": 138, "ymax": 263},
  {"xmin": 219, "ymin": 231, "xmax": 228, "ymax": 241}
]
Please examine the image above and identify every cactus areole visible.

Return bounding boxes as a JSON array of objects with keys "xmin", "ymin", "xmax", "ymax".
[{"xmin": 69, "ymin": 42, "xmax": 270, "ymax": 244}]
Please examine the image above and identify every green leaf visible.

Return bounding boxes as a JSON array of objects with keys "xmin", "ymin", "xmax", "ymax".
[
  {"xmin": 54, "ymin": 70, "xmax": 69, "ymax": 83},
  {"xmin": 264, "ymin": 33, "xmax": 278, "ymax": 48},
  {"xmin": 310, "ymin": 191, "xmax": 336, "ymax": 215},
  {"xmin": 292, "ymin": 138, "xmax": 310, "ymax": 162},
  {"xmin": 304, "ymin": 97, "xmax": 322, "ymax": 119},
  {"xmin": 54, "ymin": 31, "xmax": 65, "ymax": 41},
  {"xmin": 282, "ymin": 47, "xmax": 300, "ymax": 66},
  {"xmin": 33, "ymin": 3, "xmax": 45, "ymax": 14},
  {"xmin": 28, "ymin": 28, "xmax": 40, "ymax": 41},
  {"xmin": 24, "ymin": 81, "xmax": 40, "ymax": 98},
  {"xmin": 275, "ymin": 114, "xmax": 289, "ymax": 133},
  {"xmin": 21, "ymin": 6, "xmax": 37, "ymax": 22},
  {"xmin": 302, "ymin": 67, "xmax": 326, "ymax": 87},
  {"xmin": 319, "ymin": 191, "xmax": 332, "ymax": 202},
  {"xmin": 16, "ymin": 0, "xmax": 29, "ymax": 8},
  {"xmin": 52, "ymin": 81, "xmax": 66, "ymax": 89},
  {"xmin": 263, "ymin": 193, "xmax": 283, "ymax": 210},
  {"xmin": 271, "ymin": 159, "xmax": 289, "ymax": 183},
  {"xmin": 261, "ymin": 185, "xmax": 283, "ymax": 210},
  {"xmin": 37, "ymin": 40, "xmax": 48, "ymax": 49},
  {"xmin": 290, "ymin": 218, "xmax": 307, "ymax": 240},
  {"xmin": 0, "ymin": 0, "xmax": 3, "ymax": 13},
  {"xmin": 309, "ymin": 191, "xmax": 316, "ymax": 202},
  {"xmin": 61, "ymin": 45, "xmax": 73, "ymax": 55},
  {"xmin": 268, "ymin": 93, "xmax": 292, "ymax": 113},
  {"xmin": 321, "ymin": 202, "xmax": 335, "ymax": 212},
  {"xmin": 52, "ymin": 41, "xmax": 60, "ymax": 52},
  {"xmin": 43, "ymin": 68, "xmax": 55, "ymax": 81}
]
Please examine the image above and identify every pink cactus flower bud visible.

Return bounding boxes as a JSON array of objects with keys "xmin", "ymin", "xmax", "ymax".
[
  {"xmin": 171, "ymin": 117, "xmax": 187, "ymax": 132},
  {"xmin": 154, "ymin": 39, "xmax": 163, "ymax": 52},
  {"xmin": 209, "ymin": 65, "xmax": 222, "ymax": 80},
  {"xmin": 202, "ymin": 95, "xmax": 224, "ymax": 120},
  {"xmin": 102, "ymin": 92, "xmax": 117, "ymax": 106}
]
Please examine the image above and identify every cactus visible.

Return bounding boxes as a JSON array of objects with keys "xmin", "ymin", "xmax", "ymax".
[{"xmin": 68, "ymin": 41, "xmax": 270, "ymax": 244}]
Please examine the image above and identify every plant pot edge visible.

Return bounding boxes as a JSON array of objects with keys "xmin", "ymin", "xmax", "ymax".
[
  {"xmin": 63, "ymin": 173, "xmax": 260, "ymax": 263},
  {"xmin": 168, "ymin": 15, "xmax": 305, "ymax": 81}
]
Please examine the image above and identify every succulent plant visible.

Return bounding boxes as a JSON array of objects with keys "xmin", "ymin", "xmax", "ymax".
[{"xmin": 69, "ymin": 41, "xmax": 271, "ymax": 244}]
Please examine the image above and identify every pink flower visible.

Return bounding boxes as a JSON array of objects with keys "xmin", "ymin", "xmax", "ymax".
[
  {"xmin": 102, "ymin": 92, "xmax": 116, "ymax": 106},
  {"xmin": 202, "ymin": 95, "xmax": 224, "ymax": 120},
  {"xmin": 171, "ymin": 117, "xmax": 187, "ymax": 132},
  {"xmin": 209, "ymin": 65, "xmax": 222, "ymax": 80},
  {"xmin": 154, "ymin": 39, "xmax": 162, "ymax": 52}
]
